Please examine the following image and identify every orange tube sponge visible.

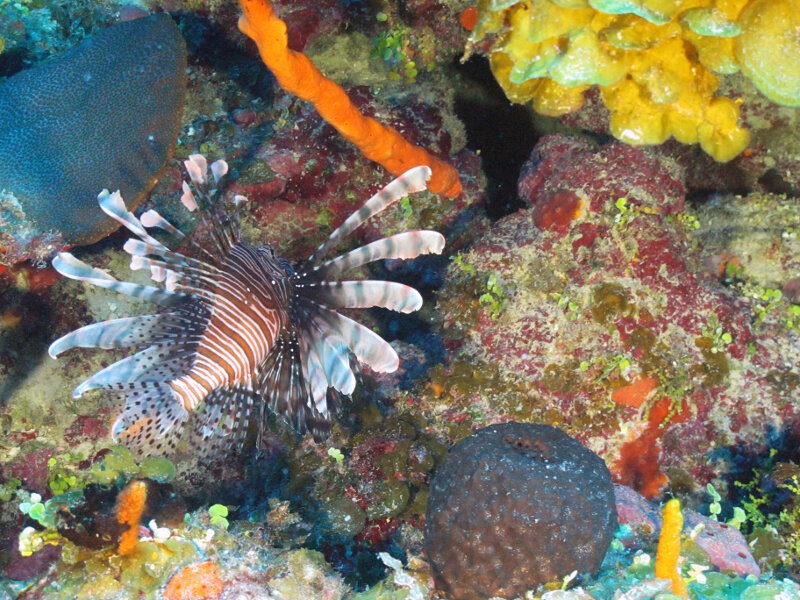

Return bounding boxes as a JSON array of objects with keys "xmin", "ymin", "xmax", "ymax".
[
  {"xmin": 237, "ymin": 0, "xmax": 462, "ymax": 198},
  {"xmin": 655, "ymin": 498, "xmax": 687, "ymax": 597},
  {"xmin": 116, "ymin": 480, "xmax": 147, "ymax": 556}
]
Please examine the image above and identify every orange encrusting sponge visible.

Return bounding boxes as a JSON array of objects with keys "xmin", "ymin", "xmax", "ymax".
[
  {"xmin": 115, "ymin": 480, "xmax": 147, "ymax": 556},
  {"xmin": 164, "ymin": 561, "xmax": 225, "ymax": 600},
  {"xmin": 655, "ymin": 498, "xmax": 688, "ymax": 597},
  {"xmin": 237, "ymin": 0, "xmax": 462, "ymax": 198}
]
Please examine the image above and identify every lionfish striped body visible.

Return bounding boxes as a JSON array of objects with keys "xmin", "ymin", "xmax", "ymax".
[{"xmin": 50, "ymin": 155, "xmax": 444, "ymax": 455}]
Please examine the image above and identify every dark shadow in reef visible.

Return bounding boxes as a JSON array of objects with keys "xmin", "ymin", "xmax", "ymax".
[
  {"xmin": 0, "ymin": 285, "xmax": 57, "ymax": 408},
  {"xmin": 453, "ymin": 55, "xmax": 539, "ymax": 219},
  {"xmin": 707, "ymin": 419, "xmax": 800, "ymax": 579},
  {"xmin": 173, "ymin": 12, "xmax": 277, "ymax": 164}
]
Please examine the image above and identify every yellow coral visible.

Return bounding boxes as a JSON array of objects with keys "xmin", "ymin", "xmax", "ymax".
[
  {"xmin": 469, "ymin": 0, "xmax": 788, "ymax": 161},
  {"xmin": 734, "ymin": 0, "xmax": 800, "ymax": 107}
]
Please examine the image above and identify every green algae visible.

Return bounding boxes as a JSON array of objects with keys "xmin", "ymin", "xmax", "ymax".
[{"xmin": 88, "ymin": 446, "xmax": 176, "ymax": 486}]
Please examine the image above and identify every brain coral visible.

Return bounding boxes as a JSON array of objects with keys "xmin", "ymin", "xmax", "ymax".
[
  {"xmin": 468, "ymin": 0, "xmax": 800, "ymax": 162},
  {"xmin": 0, "ymin": 13, "xmax": 186, "ymax": 253},
  {"xmin": 425, "ymin": 422, "xmax": 617, "ymax": 599}
]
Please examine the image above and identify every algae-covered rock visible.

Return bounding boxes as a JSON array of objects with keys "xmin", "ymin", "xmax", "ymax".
[
  {"xmin": 365, "ymin": 480, "xmax": 410, "ymax": 521},
  {"xmin": 269, "ymin": 549, "xmax": 348, "ymax": 600},
  {"xmin": 320, "ymin": 496, "xmax": 368, "ymax": 540}
]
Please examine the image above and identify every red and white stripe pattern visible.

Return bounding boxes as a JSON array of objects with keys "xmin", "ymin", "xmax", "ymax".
[{"xmin": 170, "ymin": 244, "xmax": 286, "ymax": 410}]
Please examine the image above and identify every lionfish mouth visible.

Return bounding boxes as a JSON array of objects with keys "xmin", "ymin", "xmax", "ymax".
[{"xmin": 49, "ymin": 155, "xmax": 445, "ymax": 456}]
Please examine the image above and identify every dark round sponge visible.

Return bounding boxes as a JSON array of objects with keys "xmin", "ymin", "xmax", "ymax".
[{"xmin": 425, "ymin": 423, "xmax": 617, "ymax": 599}]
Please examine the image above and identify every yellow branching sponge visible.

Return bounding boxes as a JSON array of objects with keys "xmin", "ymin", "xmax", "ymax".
[
  {"xmin": 655, "ymin": 498, "xmax": 687, "ymax": 597},
  {"xmin": 469, "ymin": 0, "xmax": 800, "ymax": 162}
]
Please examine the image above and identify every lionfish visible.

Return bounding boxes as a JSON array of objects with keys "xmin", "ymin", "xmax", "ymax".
[{"xmin": 49, "ymin": 155, "xmax": 444, "ymax": 455}]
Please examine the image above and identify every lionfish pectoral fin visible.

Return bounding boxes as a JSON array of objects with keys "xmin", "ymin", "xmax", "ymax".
[
  {"xmin": 310, "ymin": 230, "xmax": 445, "ymax": 281},
  {"xmin": 305, "ymin": 165, "xmax": 432, "ymax": 266},
  {"xmin": 52, "ymin": 252, "xmax": 187, "ymax": 306},
  {"xmin": 48, "ymin": 314, "xmax": 174, "ymax": 358},
  {"xmin": 112, "ymin": 383, "xmax": 188, "ymax": 455},
  {"xmin": 71, "ymin": 344, "xmax": 194, "ymax": 397},
  {"xmin": 256, "ymin": 328, "xmax": 334, "ymax": 442},
  {"xmin": 300, "ymin": 280, "xmax": 423, "ymax": 313}
]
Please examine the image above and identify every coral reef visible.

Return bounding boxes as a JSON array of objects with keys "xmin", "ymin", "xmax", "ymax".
[
  {"xmin": 429, "ymin": 134, "xmax": 800, "ymax": 500},
  {"xmin": 0, "ymin": 13, "xmax": 186, "ymax": 267},
  {"xmin": 425, "ymin": 423, "xmax": 617, "ymax": 597},
  {"xmin": 0, "ymin": 0, "xmax": 798, "ymax": 595},
  {"xmin": 467, "ymin": 0, "xmax": 800, "ymax": 161}
]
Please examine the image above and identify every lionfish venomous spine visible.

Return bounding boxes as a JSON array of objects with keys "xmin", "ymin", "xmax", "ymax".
[{"xmin": 50, "ymin": 155, "xmax": 444, "ymax": 455}]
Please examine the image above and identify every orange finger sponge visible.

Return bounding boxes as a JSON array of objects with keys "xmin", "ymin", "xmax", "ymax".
[
  {"xmin": 237, "ymin": 0, "xmax": 462, "ymax": 198},
  {"xmin": 116, "ymin": 480, "xmax": 147, "ymax": 556},
  {"xmin": 655, "ymin": 498, "xmax": 688, "ymax": 597}
]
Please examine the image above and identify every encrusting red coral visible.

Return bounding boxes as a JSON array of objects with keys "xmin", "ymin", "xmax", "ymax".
[
  {"xmin": 237, "ymin": 0, "xmax": 462, "ymax": 198},
  {"xmin": 115, "ymin": 480, "xmax": 147, "ymax": 556},
  {"xmin": 164, "ymin": 561, "xmax": 225, "ymax": 600}
]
